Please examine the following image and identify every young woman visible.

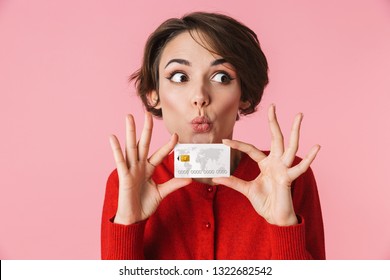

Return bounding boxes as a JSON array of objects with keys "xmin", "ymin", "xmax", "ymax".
[{"xmin": 101, "ymin": 12, "xmax": 325, "ymax": 260}]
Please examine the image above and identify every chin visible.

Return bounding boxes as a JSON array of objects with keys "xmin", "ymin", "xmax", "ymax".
[{"xmin": 190, "ymin": 134, "xmax": 223, "ymax": 144}]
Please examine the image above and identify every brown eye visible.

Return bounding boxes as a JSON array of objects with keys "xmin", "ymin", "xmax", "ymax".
[
  {"xmin": 211, "ymin": 72, "xmax": 232, "ymax": 84},
  {"xmin": 169, "ymin": 72, "xmax": 188, "ymax": 83}
]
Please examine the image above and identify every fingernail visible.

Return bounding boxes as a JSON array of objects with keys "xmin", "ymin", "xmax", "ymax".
[{"xmin": 126, "ymin": 114, "xmax": 133, "ymax": 122}]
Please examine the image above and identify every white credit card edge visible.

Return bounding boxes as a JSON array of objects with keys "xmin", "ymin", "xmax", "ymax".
[{"xmin": 173, "ymin": 144, "xmax": 231, "ymax": 178}]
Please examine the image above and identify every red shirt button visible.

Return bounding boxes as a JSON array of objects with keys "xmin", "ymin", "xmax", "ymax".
[
  {"xmin": 205, "ymin": 222, "xmax": 211, "ymax": 229},
  {"xmin": 207, "ymin": 186, "xmax": 213, "ymax": 192}
]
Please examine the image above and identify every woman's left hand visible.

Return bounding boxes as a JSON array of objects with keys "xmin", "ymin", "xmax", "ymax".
[{"xmin": 212, "ymin": 104, "xmax": 320, "ymax": 226}]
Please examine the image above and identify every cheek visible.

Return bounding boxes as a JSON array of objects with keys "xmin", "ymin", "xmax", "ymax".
[
  {"xmin": 217, "ymin": 90, "xmax": 242, "ymax": 114},
  {"xmin": 159, "ymin": 92, "xmax": 188, "ymax": 117}
]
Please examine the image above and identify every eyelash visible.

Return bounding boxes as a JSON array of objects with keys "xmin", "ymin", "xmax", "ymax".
[
  {"xmin": 212, "ymin": 71, "xmax": 234, "ymax": 84},
  {"xmin": 166, "ymin": 71, "xmax": 188, "ymax": 83},
  {"xmin": 166, "ymin": 71, "xmax": 234, "ymax": 84}
]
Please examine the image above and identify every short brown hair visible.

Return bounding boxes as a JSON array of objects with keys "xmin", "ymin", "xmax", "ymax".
[{"xmin": 130, "ymin": 12, "xmax": 269, "ymax": 118}]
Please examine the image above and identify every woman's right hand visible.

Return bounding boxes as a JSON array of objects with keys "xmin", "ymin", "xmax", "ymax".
[{"xmin": 109, "ymin": 112, "xmax": 192, "ymax": 225}]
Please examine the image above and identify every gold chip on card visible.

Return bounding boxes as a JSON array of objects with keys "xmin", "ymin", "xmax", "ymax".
[{"xmin": 178, "ymin": 155, "xmax": 190, "ymax": 162}]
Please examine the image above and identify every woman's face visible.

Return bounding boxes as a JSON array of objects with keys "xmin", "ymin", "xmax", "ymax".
[{"xmin": 152, "ymin": 31, "xmax": 248, "ymax": 144}]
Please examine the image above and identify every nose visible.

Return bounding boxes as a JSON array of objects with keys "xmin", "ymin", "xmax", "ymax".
[{"xmin": 191, "ymin": 84, "xmax": 210, "ymax": 109}]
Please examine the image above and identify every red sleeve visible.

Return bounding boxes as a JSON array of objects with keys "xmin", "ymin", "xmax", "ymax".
[
  {"xmin": 100, "ymin": 170, "xmax": 146, "ymax": 260},
  {"xmin": 268, "ymin": 165, "xmax": 326, "ymax": 260}
]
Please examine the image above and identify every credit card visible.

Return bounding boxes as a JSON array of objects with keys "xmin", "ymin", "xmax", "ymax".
[{"xmin": 174, "ymin": 144, "xmax": 230, "ymax": 178}]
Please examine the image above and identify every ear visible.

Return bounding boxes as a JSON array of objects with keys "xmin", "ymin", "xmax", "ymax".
[
  {"xmin": 147, "ymin": 90, "xmax": 161, "ymax": 109},
  {"xmin": 239, "ymin": 100, "xmax": 251, "ymax": 111}
]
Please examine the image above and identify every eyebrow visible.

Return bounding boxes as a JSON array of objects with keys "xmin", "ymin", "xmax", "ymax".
[
  {"xmin": 211, "ymin": 58, "xmax": 227, "ymax": 66},
  {"xmin": 164, "ymin": 58, "xmax": 228, "ymax": 69},
  {"xmin": 165, "ymin": 59, "xmax": 191, "ymax": 69}
]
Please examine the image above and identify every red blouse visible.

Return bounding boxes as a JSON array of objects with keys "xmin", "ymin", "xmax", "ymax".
[{"xmin": 101, "ymin": 152, "xmax": 325, "ymax": 259}]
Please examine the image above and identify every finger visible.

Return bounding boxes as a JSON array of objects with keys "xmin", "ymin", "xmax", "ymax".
[
  {"xmin": 282, "ymin": 113, "xmax": 303, "ymax": 167},
  {"xmin": 158, "ymin": 178, "xmax": 192, "ymax": 199},
  {"xmin": 222, "ymin": 139, "xmax": 267, "ymax": 163},
  {"xmin": 148, "ymin": 133, "xmax": 179, "ymax": 167},
  {"xmin": 138, "ymin": 112, "xmax": 153, "ymax": 162},
  {"xmin": 268, "ymin": 104, "xmax": 284, "ymax": 157},
  {"xmin": 125, "ymin": 114, "xmax": 138, "ymax": 166},
  {"xmin": 212, "ymin": 176, "xmax": 250, "ymax": 197},
  {"xmin": 288, "ymin": 145, "xmax": 321, "ymax": 180},
  {"xmin": 109, "ymin": 135, "xmax": 128, "ymax": 175}
]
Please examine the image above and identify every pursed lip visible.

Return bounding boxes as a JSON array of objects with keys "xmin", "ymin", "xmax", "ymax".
[{"xmin": 191, "ymin": 116, "xmax": 212, "ymax": 133}]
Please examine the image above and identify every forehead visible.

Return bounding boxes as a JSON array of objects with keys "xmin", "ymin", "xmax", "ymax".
[{"xmin": 159, "ymin": 31, "xmax": 221, "ymax": 66}]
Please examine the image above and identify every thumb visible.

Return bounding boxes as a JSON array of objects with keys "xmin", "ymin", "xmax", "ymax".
[
  {"xmin": 212, "ymin": 176, "xmax": 249, "ymax": 197},
  {"xmin": 158, "ymin": 178, "xmax": 192, "ymax": 199}
]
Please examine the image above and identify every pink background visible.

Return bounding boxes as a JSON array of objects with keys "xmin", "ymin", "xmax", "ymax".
[{"xmin": 1, "ymin": 0, "xmax": 389, "ymax": 259}]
